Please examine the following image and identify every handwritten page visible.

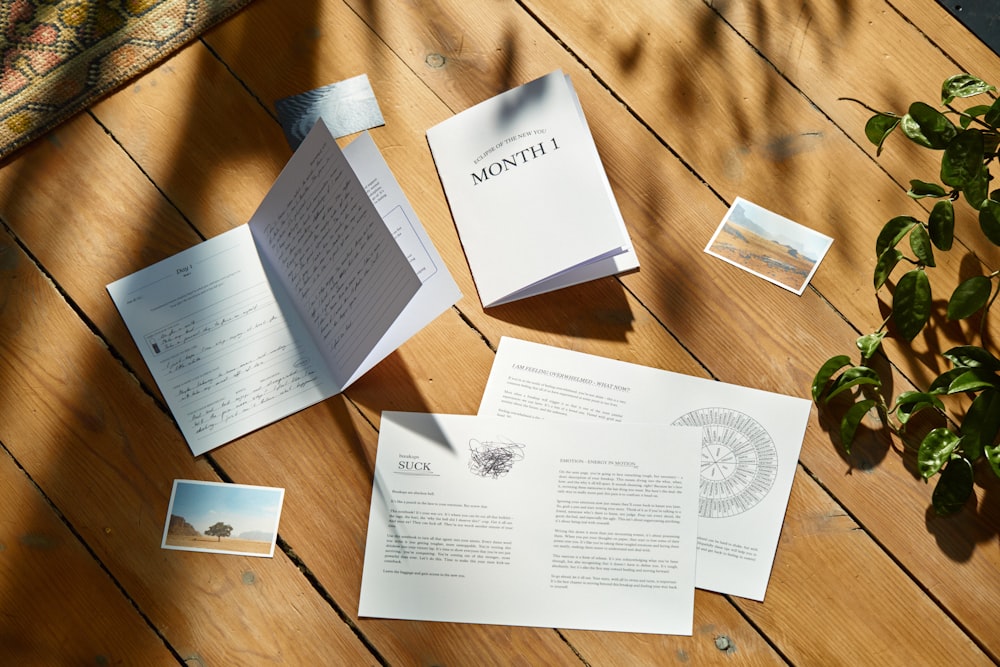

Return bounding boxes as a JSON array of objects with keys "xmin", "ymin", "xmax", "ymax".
[
  {"xmin": 339, "ymin": 132, "xmax": 462, "ymax": 387},
  {"xmin": 359, "ymin": 412, "xmax": 701, "ymax": 635},
  {"xmin": 108, "ymin": 122, "xmax": 459, "ymax": 455},
  {"xmin": 107, "ymin": 225, "xmax": 338, "ymax": 455},
  {"xmin": 248, "ymin": 122, "xmax": 421, "ymax": 388},
  {"xmin": 477, "ymin": 337, "xmax": 811, "ymax": 601}
]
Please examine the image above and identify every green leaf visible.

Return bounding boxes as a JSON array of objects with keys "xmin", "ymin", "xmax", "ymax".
[
  {"xmin": 960, "ymin": 104, "xmax": 991, "ymax": 129},
  {"xmin": 875, "ymin": 216, "xmax": 918, "ymax": 257},
  {"xmin": 960, "ymin": 388, "xmax": 1000, "ymax": 461},
  {"xmin": 986, "ymin": 442, "xmax": 1000, "ymax": 479},
  {"xmin": 963, "ymin": 104, "xmax": 992, "ymax": 116},
  {"xmin": 902, "ymin": 102, "xmax": 957, "ymax": 149},
  {"xmin": 964, "ymin": 163, "xmax": 990, "ymax": 209},
  {"xmin": 892, "ymin": 390, "xmax": 930, "ymax": 406},
  {"xmin": 943, "ymin": 345, "xmax": 1000, "ymax": 370},
  {"xmin": 908, "ymin": 224, "xmax": 935, "ymax": 266},
  {"xmin": 932, "ymin": 457, "xmax": 974, "ymax": 515},
  {"xmin": 980, "ymin": 200, "xmax": 1000, "ymax": 245},
  {"xmin": 985, "ymin": 97, "xmax": 1000, "ymax": 128},
  {"xmin": 840, "ymin": 399, "xmax": 876, "ymax": 454},
  {"xmin": 941, "ymin": 129, "xmax": 985, "ymax": 187},
  {"xmin": 929, "ymin": 368, "xmax": 970, "ymax": 394},
  {"xmin": 811, "ymin": 355, "xmax": 852, "ymax": 402},
  {"xmin": 825, "ymin": 366, "xmax": 882, "ymax": 402},
  {"xmin": 874, "ymin": 249, "xmax": 903, "ymax": 290},
  {"xmin": 856, "ymin": 331, "xmax": 886, "ymax": 360},
  {"xmin": 918, "ymin": 428, "xmax": 960, "ymax": 478},
  {"xmin": 945, "ymin": 368, "xmax": 1000, "ymax": 394},
  {"xmin": 892, "ymin": 390, "xmax": 944, "ymax": 424},
  {"xmin": 907, "ymin": 179, "xmax": 947, "ymax": 199},
  {"xmin": 984, "ymin": 131, "xmax": 1000, "ymax": 158},
  {"xmin": 927, "ymin": 200, "xmax": 954, "ymax": 250},
  {"xmin": 947, "ymin": 275, "xmax": 992, "ymax": 320},
  {"xmin": 941, "ymin": 74, "xmax": 996, "ymax": 105},
  {"xmin": 893, "ymin": 269, "xmax": 932, "ymax": 341},
  {"xmin": 864, "ymin": 113, "xmax": 900, "ymax": 155}
]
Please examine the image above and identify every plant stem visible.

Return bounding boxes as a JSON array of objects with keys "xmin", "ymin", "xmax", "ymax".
[
  {"xmin": 838, "ymin": 97, "xmax": 892, "ymax": 116},
  {"xmin": 945, "ymin": 104, "xmax": 995, "ymax": 131}
]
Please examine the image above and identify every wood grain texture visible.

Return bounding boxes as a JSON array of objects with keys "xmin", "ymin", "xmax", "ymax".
[
  {"xmin": 0, "ymin": 138, "xmax": 380, "ymax": 666},
  {"xmin": 519, "ymin": 0, "xmax": 1000, "ymax": 658},
  {"xmin": 0, "ymin": 443, "xmax": 176, "ymax": 664},
  {"xmin": 0, "ymin": 0, "xmax": 997, "ymax": 664}
]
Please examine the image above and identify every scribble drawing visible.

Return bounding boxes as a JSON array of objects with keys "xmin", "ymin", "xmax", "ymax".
[{"xmin": 468, "ymin": 438, "xmax": 526, "ymax": 478}]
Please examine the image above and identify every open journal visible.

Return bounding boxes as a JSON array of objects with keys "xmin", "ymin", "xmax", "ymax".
[
  {"xmin": 426, "ymin": 70, "xmax": 638, "ymax": 308},
  {"xmin": 107, "ymin": 122, "xmax": 460, "ymax": 456}
]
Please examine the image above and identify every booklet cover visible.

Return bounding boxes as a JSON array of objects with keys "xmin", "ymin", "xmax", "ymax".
[
  {"xmin": 426, "ymin": 70, "xmax": 638, "ymax": 308},
  {"xmin": 478, "ymin": 337, "xmax": 811, "ymax": 601},
  {"xmin": 359, "ymin": 411, "xmax": 701, "ymax": 635},
  {"xmin": 107, "ymin": 122, "xmax": 460, "ymax": 456}
]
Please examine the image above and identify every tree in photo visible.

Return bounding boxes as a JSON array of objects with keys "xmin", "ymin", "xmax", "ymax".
[{"xmin": 205, "ymin": 521, "xmax": 233, "ymax": 542}]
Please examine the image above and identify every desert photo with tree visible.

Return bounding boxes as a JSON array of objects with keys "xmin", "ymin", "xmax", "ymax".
[{"xmin": 162, "ymin": 480, "xmax": 285, "ymax": 557}]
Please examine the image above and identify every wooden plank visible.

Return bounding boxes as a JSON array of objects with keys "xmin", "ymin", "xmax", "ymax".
[
  {"xmin": 516, "ymin": 0, "xmax": 996, "ymax": 377},
  {"xmin": 85, "ymin": 4, "xmax": 782, "ymax": 664},
  {"xmin": 513, "ymin": 0, "xmax": 1000, "ymax": 659},
  {"xmin": 43, "ymin": 19, "xmax": 588, "ymax": 667},
  {"xmin": 740, "ymin": 465, "xmax": 991, "ymax": 666},
  {"xmin": 329, "ymin": 0, "xmax": 998, "ymax": 662},
  {"xmin": 560, "ymin": 589, "xmax": 787, "ymax": 666},
  {"xmin": 0, "ymin": 444, "xmax": 177, "ymax": 664},
  {"xmin": 896, "ymin": 0, "xmax": 1000, "ymax": 79},
  {"xmin": 1, "ymin": 0, "xmax": 995, "ymax": 664},
  {"xmin": 0, "ymin": 120, "xmax": 382, "ymax": 665},
  {"xmin": 88, "ymin": 43, "xmax": 294, "ymax": 239},
  {"xmin": 195, "ymin": 0, "xmax": 995, "ymax": 663},
  {"xmin": 0, "ymin": 112, "xmax": 200, "ymax": 396},
  {"xmin": 709, "ymin": 0, "xmax": 1000, "ymax": 270}
]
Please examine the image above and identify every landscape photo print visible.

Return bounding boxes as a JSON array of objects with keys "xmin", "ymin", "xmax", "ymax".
[
  {"xmin": 161, "ymin": 479, "xmax": 285, "ymax": 557},
  {"xmin": 704, "ymin": 197, "xmax": 833, "ymax": 295}
]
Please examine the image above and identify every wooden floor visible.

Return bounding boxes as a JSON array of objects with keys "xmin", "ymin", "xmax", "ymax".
[{"xmin": 2, "ymin": 0, "xmax": 998, "ymax": 664}]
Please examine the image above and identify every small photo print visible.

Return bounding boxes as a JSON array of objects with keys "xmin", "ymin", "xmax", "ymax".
[
  {"xmin": 274, "ymin": 73, "xmax": 385, "ymax": 149},
  {"xmin": 161, "ymin": 480, "xmax": 285, "ymax": 558},
  {"xmin": 705, "ymin": 197, "xmax": 833, "ymax": 295}
]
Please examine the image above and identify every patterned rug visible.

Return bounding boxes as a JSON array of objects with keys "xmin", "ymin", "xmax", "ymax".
[{"xmin": 0, "ymin": 0, "xmax": 254, "ymax": 161}]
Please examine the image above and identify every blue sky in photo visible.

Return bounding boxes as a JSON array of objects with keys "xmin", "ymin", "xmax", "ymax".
[
  {"xmin": 727, "ymin": 199, "xmax": 832, "ymax": 262},
  {"xmin": 170, "ymin": 481, "xmax": 283, "ymax": 536}
]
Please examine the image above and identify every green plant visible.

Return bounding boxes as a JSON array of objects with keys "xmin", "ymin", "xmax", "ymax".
[{"xmin": 812, "ymin": 74, "xmax": 1000, "ymax": 515}]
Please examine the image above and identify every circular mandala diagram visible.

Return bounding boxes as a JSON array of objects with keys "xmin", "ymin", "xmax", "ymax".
[{"xmin": 672, "ymin": 408, "xmax": 778, "ymax": 518}]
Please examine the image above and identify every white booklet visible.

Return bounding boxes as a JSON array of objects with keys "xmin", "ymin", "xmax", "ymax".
[
  {"xmin": 359, "ymin": 411, "xmax": 701, "ymax": 635},
  {"xmin": 107, "ymin": 122, "xmax": 460, "ymax": 456},
  {"xmin": 426, "ymin": 70, "xmax": 638, "ymax": 308},
  {"xmin": 478, "ymin": 337, "xmax": 811, "ymax": 601}
]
